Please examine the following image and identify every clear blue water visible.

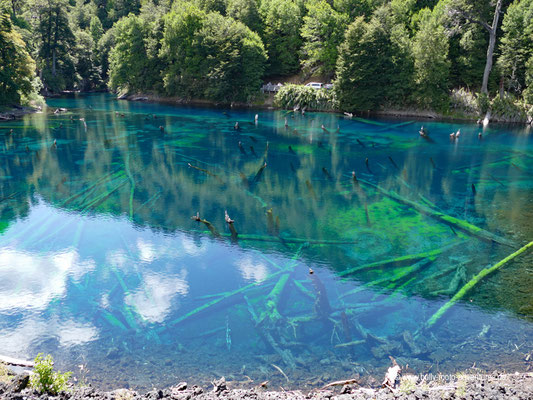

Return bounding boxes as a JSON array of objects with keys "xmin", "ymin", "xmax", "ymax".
[{"xmin": 0, "ymin": 94, "xmax": 532, "ymax": 390}]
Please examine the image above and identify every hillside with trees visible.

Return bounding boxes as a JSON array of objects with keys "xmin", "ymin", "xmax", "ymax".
[{"xmin": 1, "ymin": 0, "xmax": 533, "ymax": 118}]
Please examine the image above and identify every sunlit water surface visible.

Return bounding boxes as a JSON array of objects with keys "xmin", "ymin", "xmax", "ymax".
[{"xmin": 0, "ymin": 94, "xmax": 532, "ymax": 390}]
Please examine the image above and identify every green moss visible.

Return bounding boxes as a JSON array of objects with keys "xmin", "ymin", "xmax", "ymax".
[
  {"xmin": 329, "ymin": 197, "xmax": 452, "ymax": 248},
  {"xmin": 167, "ymin": 137, "xmax": 203, "ymax": 149}
]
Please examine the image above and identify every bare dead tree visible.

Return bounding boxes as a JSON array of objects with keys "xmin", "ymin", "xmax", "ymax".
[{"xmin": 447, "ymin": 0, "xmax": 503, "ymax": 94}]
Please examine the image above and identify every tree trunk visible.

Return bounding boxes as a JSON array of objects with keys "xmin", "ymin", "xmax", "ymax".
[
  {"xmin": 52, "ymin": 48, "xmax": 56, "ymax": 76},
  {"xmin": 481, "ymin": 0, "xmax": 503, "ymax": 94}
]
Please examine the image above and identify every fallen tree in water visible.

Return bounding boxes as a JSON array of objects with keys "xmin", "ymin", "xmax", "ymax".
[
  {"xmin": 357, "ymin": 178, "xmax": 514, "ymax": 248},
  {"xmin": 424, "ymin": 240, "xmax": 533, "ymax": 328}
]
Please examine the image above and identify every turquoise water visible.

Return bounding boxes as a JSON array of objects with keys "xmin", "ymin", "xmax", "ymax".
[{"xmin": 0, "ymin": 94, "xmax": 532, "ymax": 390}]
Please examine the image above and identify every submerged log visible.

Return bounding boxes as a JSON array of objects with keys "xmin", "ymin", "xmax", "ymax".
[
  {"xmin": 191, "ymin": 212, "xmax": 220, "ymax": 238},
  {"xmin": 388, "ymin": 156, "xmax": 399, "ymax": 170},
  {"xmin": 192, "ymin": 230, "xmax": 369, "ymax": 245},
  {"xmin": 266, "ymin": 208, "xmax": 275, "ymax": 235},
  {"xmin": 358, "ymin": 179, "xmax": 514, "ymax": 248},
  {"xmin": 339, "ymin": 242, "xmax": 462, "ymax": 277},
  {"xmin": 310, "ymin": 272, "xmax": 332, "ymax": 321},
  {"xmin": 305, "ymin": 180, "xmax": 317, "ymax": 199},
  {"xmin": 243, "ymin": 295, "xmax": 297, "ymax": 369},
  {"xmin": 253, "ymin": 162, "xmax": 267, "ymax": 183},
  {"xmin": 188, "ymin": 163, "xmax": 224, "ymax": 184},
  {"xmin": 78, "ymin": 179, "xmax": 129, "ymax": 212},
  {"xmin": 160, "ymin": 269, "xmax": 289, "ymax": 332},
  {"xmin": 425, "ymin": 240, "xmax": 533, "ymax": 328},
  {"xmin": 259, "ymin": 274, "xmax": 290, "ymax": 325},
  {"xmin": 61, "ymin": 170, "xmax": 126, "ymax": 207},
  {"xmin": 334, "ymin": 340, "xmax": 365, "ymax": 348},
  {"xmin": 225, "ymin": 210, "xmax": 238, "ymax": 241}
]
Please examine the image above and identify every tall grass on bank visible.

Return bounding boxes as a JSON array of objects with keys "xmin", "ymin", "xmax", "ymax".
[{"xmin": 450, "ymin": 88, "xmax": 532, "ymax": 123}]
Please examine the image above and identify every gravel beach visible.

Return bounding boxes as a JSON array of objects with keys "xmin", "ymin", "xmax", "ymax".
[{"xmin": 1, "ymin": 370, "xmax": 532, "ymax": 400}]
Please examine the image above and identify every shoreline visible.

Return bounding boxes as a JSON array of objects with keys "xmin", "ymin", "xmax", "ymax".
[
  {"xmin": 0, "ymin": 105, "xmax": 41, "ymax": 121},
  {"xmin": 1, "ymin": 92, "xmax": 530, "ymax": 127},
  {"xmin": 119, "ymin": 92, "xmax": 277, "ymax": 111},
  {"xmin": 1, "ymin": 370, "xmax": 532, "ymax": 399},
  {"xmin": 121, "ymin": 92, "xmax": 532, "ymax": 126}
]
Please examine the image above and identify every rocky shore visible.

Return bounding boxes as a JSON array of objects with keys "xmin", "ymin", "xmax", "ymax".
[
  {"xmin": 1, "ymin": 371, "xmax": 532, "ymax": 400},
  {"xmin": 0, "ymin": 105, "xmax": 41, "ymax": 121}
]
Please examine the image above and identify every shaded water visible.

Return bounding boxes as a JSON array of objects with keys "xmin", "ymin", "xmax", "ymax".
[{"xmin": 0, "ymin": 94, "xmax": 532, "ymax": 390}]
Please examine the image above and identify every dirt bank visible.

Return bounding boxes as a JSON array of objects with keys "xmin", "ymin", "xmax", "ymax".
[{"xmin": 1, "ymin": 371, "xmax": 532, "ymax": 400}]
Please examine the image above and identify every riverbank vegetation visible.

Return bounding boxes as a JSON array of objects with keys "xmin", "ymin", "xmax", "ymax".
[{"xmin": 2, "ymin": 0, "xmax": 533, "ymax": 118}]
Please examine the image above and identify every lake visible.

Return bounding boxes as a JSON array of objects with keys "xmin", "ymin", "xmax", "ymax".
[{"xmin": 0, "ymin": 93, "xmax": 532, "ymax": 390}]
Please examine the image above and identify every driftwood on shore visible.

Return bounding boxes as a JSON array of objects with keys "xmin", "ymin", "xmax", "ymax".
[{"xmin": 0, "ymin": 355, "xmax": 34, "ymax": 368}]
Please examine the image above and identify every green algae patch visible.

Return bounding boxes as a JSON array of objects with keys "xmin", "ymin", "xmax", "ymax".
[
  {"xmin": 166, "ymin": 137, "xmax": 204, "ymax": 149},
  {"xmin": 0, "ymin": 220, "xmax": 9, "ymax": 235},
  {"xmin": 329, "ymin": 197, "xmax": 454, "ymax": 248}
]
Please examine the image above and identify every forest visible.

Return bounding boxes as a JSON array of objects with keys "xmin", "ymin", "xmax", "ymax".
[{"xmin": 1, "ymin": 0, "xmax": 533, "ymax": 116}]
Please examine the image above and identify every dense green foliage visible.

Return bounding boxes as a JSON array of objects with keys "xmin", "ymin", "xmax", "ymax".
[
  {"xmin": 159, "ymin": 5, "xmax": 266, "ymax": 102},
  {"xmin": 2, "ymin": 0, "xmax": 533, "ymax": 114},
  {"xmin": 274, "ymin": 84, "xmax": 337, "ymax": 110},
  {"xmin": 335, "ymin": 6, "xmax": 413, "ymax": 111},
  {"xmin": 411, "ymin": 7, "xmax": 450, "ymax": 109},
  {"xmin": 0, "ymin": 0, "xmax": 39, "ymax": 105}
]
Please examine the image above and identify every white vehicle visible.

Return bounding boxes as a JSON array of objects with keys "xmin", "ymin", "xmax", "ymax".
[{"xmin": 305, "ymin": 82, "xmax": 323, "ymax": 89}]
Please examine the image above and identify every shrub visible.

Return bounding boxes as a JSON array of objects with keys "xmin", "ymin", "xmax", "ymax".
[
  {"xmin": 476, "ymin": 92, "xmax": 490, "ymax": 115},
  {"xmin": 274, "ymin": 84, "xmax": 337, "ymax": 111},
  {"xmin": 30, "ymin": 354, "xmax": 71, "ymax": 394},
  {"xmin": 20, "ymin": 77, "xmax": 45, "ymax": 107},
  {"xmin": 449, "ymin": 88, "xmax": 480, "ymax": 115},
  {"xmin": 0, "ymin": 362, "xmax": 11, "ymax": 384},
  {"xmin": 490, "ymin": 94, "xmax": 527, "ymax": 122}
]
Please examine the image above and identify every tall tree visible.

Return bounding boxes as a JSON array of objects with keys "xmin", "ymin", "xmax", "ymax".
[
  {"xmin": 226, "ymin": 0, "xmax": 261, "ymax": 33},
  {"xmin": 260, "ymin": 0, "xmax": 303, "ymax": 76},
  {"xmin": 524, "ymin": 56, "xmax": 533, "ymax": 103},
  {"xmin": 412, "ymin": 8, "xmax": 450, "ymax": 109},
  {"xmin": 28, "ymin": 0, "xmax": 76, "ymax": 92},
  {"xmin": 446, "ymin": 0, "xmax": 504, "ymax": 94},
  {"xmin": 0, "ymin": 0, "xmax": 37, "ymax": 104},
  {"xmin": 332, "ymin": 0, "xmax": 375, "ymax": 19},
  {"xmin": 498, "ymin": 0, "xmax": 533, "ymax": 93},
  {"xmin": 108, "ymin": 13, "xmax": 159, "ymax": 92},
  {"xmin": 300, "ymin": 0, "xmax": 348, "ymax": 77},
  {"xmin": 335, "ymin": 6, "xmax": 414, "ymax": 111},
  {"xmin": 73, "ymin": 29, "xmax": 102, "ymax": 91},
  {"xmin": 160, "ymin": 4, "xmax": 267, "ymax": 102},
  {"xmin": 107, "ymin": 0, "xmax": 141, "ymax": 25}
]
